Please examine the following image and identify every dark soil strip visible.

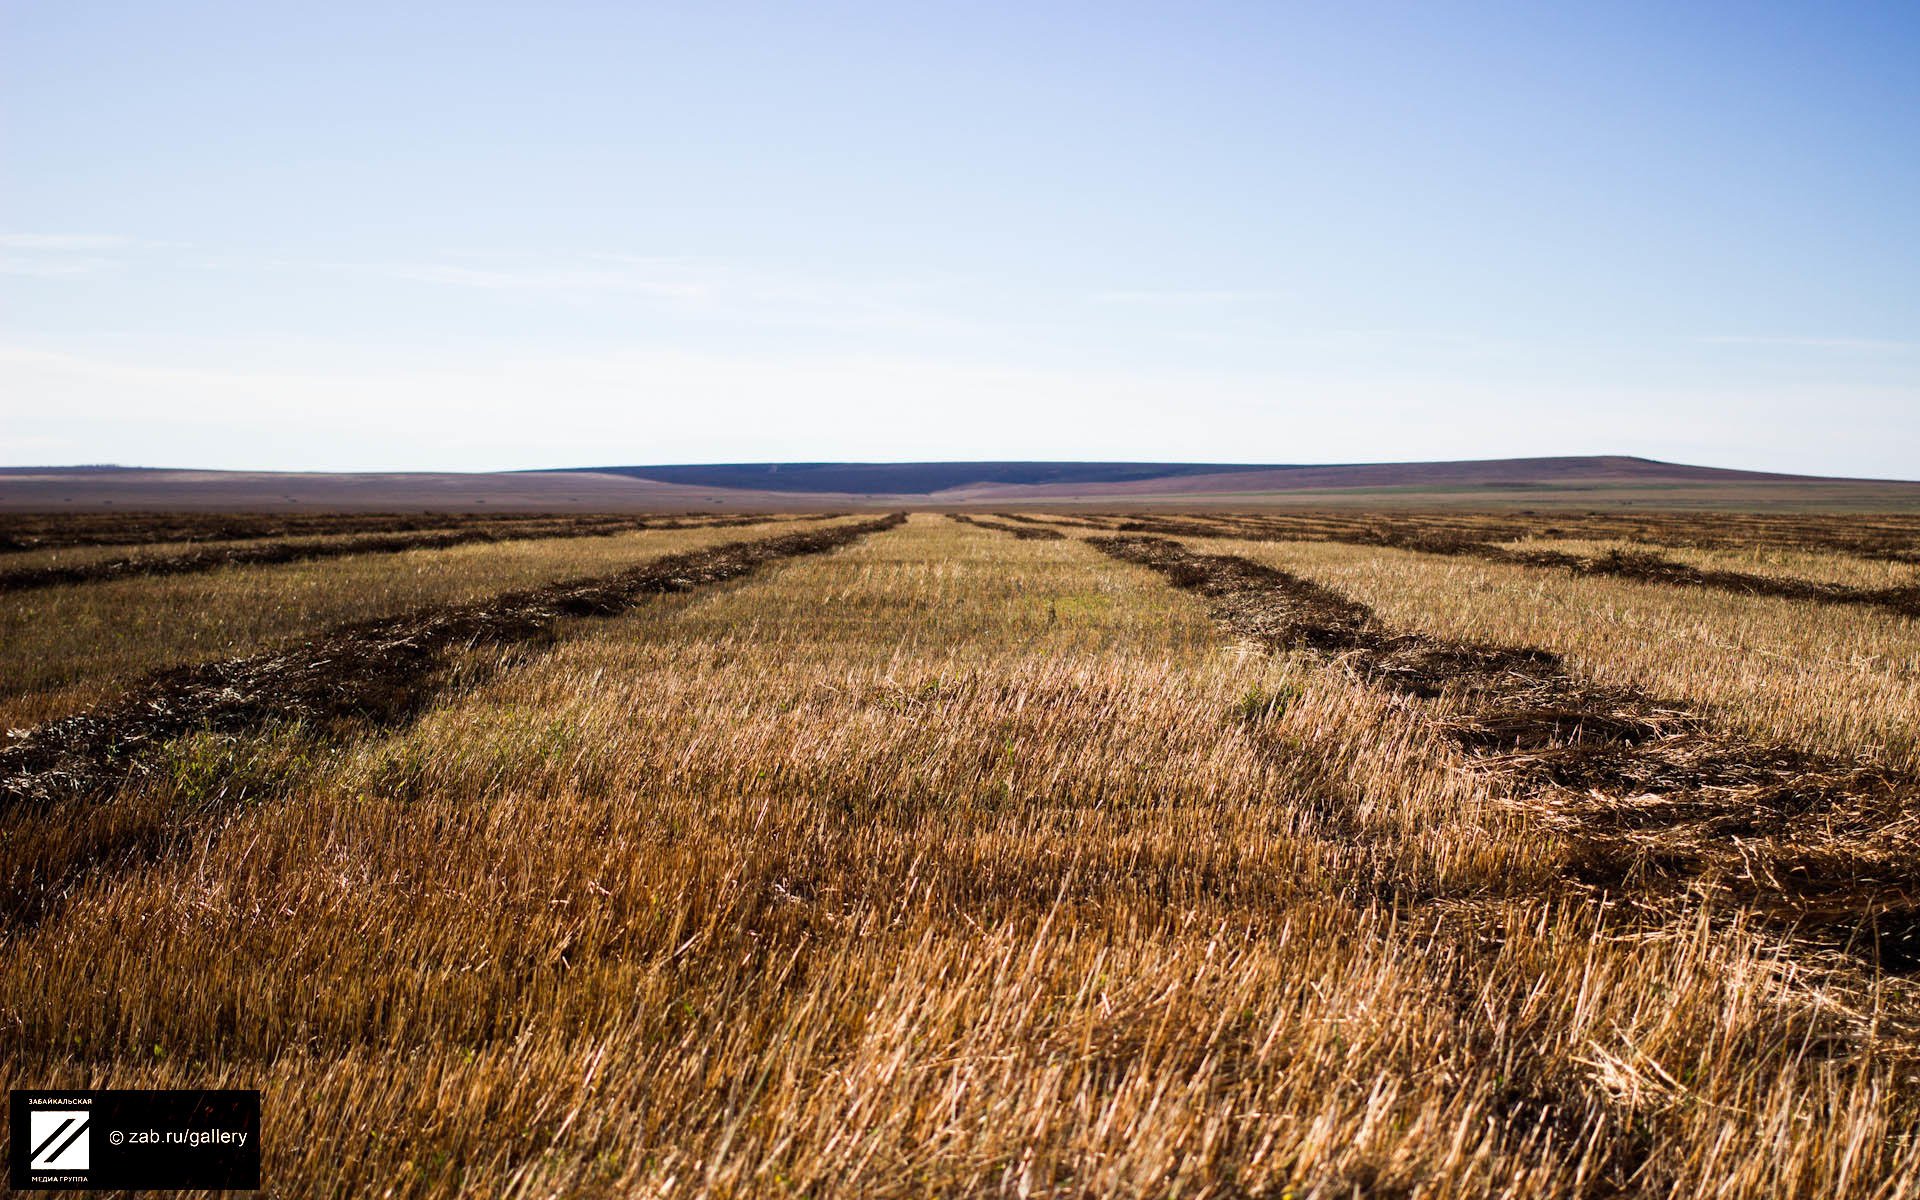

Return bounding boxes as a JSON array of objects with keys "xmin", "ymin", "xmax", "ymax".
[
  {"xmin": 1106, "ymin": 516, "xmax": 1244, "ymax": 539},
  {"xmin": 946, "ymin": 514, "xmax": 1065, "ymax": 540},
  {"xmin": 1001, "ymin": 513, "xmax": 1137, "ymax": 530},
  {"xmin": 1498, "ymin": 544, "xmax": 1920, "ymax": 616},
  {"xmin": 1135, "ymin": 509, "xmax": 1920, "ymax": 564},
  {"xmin": 0, "ymin": 515, "xmax": 904, "ymax": 810},
  {"xmin": 1090, "ymin": 534, "xmax": 1920, "ymax": 970},
  {"xmin": 1097, "ymin": 534, "xmax": 1920, "ymax": 1192},
  {"xmin": 1339, "ymin": 525, "xmax": 1920, "ymax": 619},
  {"xmin": 0, "ymin": 510, "xmax": 800, "ymax": 556},
  {"xmin": 1098, "ymin": 518, "xmax": 1920, "ymax": 621},
  {"xmin": 0, "ymin": 515, "xmax": 784, "ymax": 594},
  {"xmin": 1014, "ymin": 507, "xmax": 1920, "ymax": 562},
  {"xmin": 0, "ymin": 511, "xmax": 584, "ymax": 554},
  {"xmin": 987, "ymin": 512, "xmax": 1124, "ymax": 531}
]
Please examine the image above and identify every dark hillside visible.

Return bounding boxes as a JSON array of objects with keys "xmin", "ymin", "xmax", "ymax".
[{"xmin": 557, "ymin": 462, "xmax": 1252, "ymax": 494}]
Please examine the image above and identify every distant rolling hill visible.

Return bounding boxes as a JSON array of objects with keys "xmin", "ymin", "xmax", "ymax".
[
  {"xmin": 572, "ymin": 456, "xmax": 1840, "ymax": 497},
  {"xmin": 2, "ymin": 457, "xmax": 1916, "ymax": 511},
  {"xmin": 554, "ymin": 461, "xmax": 1243, "ymax": 495}
]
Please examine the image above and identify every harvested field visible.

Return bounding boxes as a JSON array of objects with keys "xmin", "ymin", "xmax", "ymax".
[
  {"xmin": 1, "ymin": 514, "xmax": 901, "ymax": 806},
  {"xmin": 1224, "ymin": 537, "xmax": 1920, "ymax": 777},
  {"xmin": 1496, "ymin": 537, "xmax": 1920, "ymax": 591},
  {"xmin": 4, "ymin": 508, "xmax": 1917, "ymax": 1197},
  {"xmin": 0, "ymin": 515, "xmax": 902, "ymax": 927},
  {"xmin": 1490, "ymin": 544, "xmax": 1920, "ymax": 617},
  {"xmin": 946, "ymin": 512, "xmax": 1066, "ymax": 539},
  {"xmin": 1021, "ymin": 509, "xmax": 1920, "ymax": 561},
  {"xmin": 1076, "ymin": 511, "xmax": 1920, "ymax": 618},
  {"xmin": 4, "ymin": 530, "xmax": 441, "ymax": 573},
  {"xmin": 0, "ymin": 518, "xmax": 820, "ymax": 731},
  {"xmin": 0, "ymin": 513, "xmax": 786, "ymax": 593},
  {"xmin": 1090, "ymin": 534, "xmax": 1920, "ymax": 957},
  {"xmin": 0, "ymin": 510, "xmax": 574, "ymax": 554},
  {"xmin": 1399, "ymin": 535, "xmax": 1920, "ymax": 619}
]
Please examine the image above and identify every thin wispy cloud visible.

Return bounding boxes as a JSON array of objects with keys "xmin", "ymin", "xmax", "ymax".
[
  {"xmin": 282, "ymin": 251, "xmax": 988, "ymax": 339},
  {"xmin": 0, "ymin": 234, "xmax": 118, "ymax": 278},
  {"xmin": 4, "ymin": 4, "xmax": 1915, "ymax": 479},
  {"xmin": 305, "ymin": 252, "xmax": 717, "ymax": 300},
  {"xmin": 0, "ymin": 255, "xmax": 116, "ymax": 279},
  {"xmin": 8, "ymin": 337, "xmax": 1909, "ymax": 478},
  {"xmin": 1698, "ymin": 335, "xmax": 1916, "ymax": 352},
  {"xmin": 10, "ymin": 237, "xmax": 985, "ymax": 340},
  {"xmin": 0, "ymin": 233, "xmax": 184, "ymax": 278},
  {"xmin": 1090, "ymin": 289, "xmax": 1283, "ymax": 305},
  {"xmin": 0, "ymin": 234, "xmax": 141, "ymax": 251}
]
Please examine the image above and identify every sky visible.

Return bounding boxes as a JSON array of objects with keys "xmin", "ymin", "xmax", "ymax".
[{"xmin": 2, "ymin": 1, "xmax": 1917, "ymax": 477}]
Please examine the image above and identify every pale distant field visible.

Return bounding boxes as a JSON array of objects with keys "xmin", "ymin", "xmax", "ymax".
[{"xmin": 2, "ymin": 511, "xmax": 1916, "ymax": 1197}]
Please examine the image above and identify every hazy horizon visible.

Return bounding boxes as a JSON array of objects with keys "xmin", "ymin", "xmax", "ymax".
[
  {"xmin": 4, "ymin": 3, "xmax": 1916, "ymax": 477},
  {"xmin": 9, "ymin": 452, "xmax": 1918, "ymax": 488}
]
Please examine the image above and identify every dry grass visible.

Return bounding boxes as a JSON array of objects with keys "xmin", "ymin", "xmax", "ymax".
[
  {"xmin": 3, "ymin": 515, "xmax": 1917, "ymax": 1196},
  {"xmin": 0, "ymin": 516, "xmax": 642, "ymax": 571},
  {"xmin": 1498, "ymin": 537, "xmax": 1920, "ymax": 591},
  {"xmin": 1216, "ymin": 537, "xmax": 1920, "ymax": 776},
  {"xmin": 0, "ymin": 510, "xmax": 522, "ymax": 554},
  {"xmin": 2, "ymin": 532, "xmax": 376, "ymax": 572},
  {"xmin": 1083, "ymin": 513, "xmax": 1920, "ymax": 619},
  {"xmin": 0, "ymin": 516, "xmax": 776, "ymax": 594},
  {"xmin": 0, "ymin": 520, "xmax": 797, "ymax": 731},
  {"xmin": 1092, "ymin": 532, "xmax": 1920, "ymax": 960},
  {"xmin": 1049, "ymin": 509, "xmax": 1920, "ymax": 563}
]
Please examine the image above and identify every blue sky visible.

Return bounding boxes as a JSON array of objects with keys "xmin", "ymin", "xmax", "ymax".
[{"xmin": 3, "ymin": 1, "xmax": 1916, "ymax": 476}]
